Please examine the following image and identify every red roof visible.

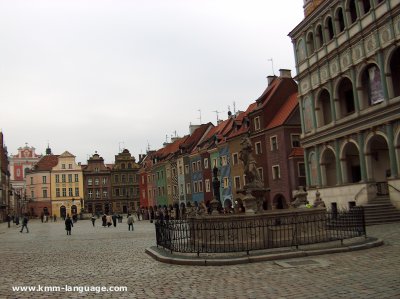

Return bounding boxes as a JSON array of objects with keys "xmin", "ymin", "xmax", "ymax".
[
  {"xmin": 266, "ymin": 92, "xmax": 298, "ymax": 130},
  {"xmin": 33, "ymin": 155, "xmax": 59, "ymax": 171},
  {"xmin": 289, "ymin": 147, "xmax": 304, "ymax": 157},
  {"xmin": 226, "ymin": 102, "xmax": 257, "ymax": 140}
]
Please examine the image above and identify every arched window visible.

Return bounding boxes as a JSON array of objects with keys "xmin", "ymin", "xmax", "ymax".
[
  {"xmin": 360, "ymin": 64, "xmax": 384, "ymax": 108},
  {"xmin": 336, "ymin": 7, "xmax": 345, "ymax": 33},
  {"xmin": 321, "ymin": 148, "xmax": 337, "ymax": 186},
  {"xmin": 317, "ymin": 89, "xmax": 333, "ymax": 127},
  {"xmin": 361, "ymin": 0, "xmax": 371, "ymax": 15},
  {"xmin": 348, "ymin": 0, "xmax": 358, "ymax": 24},
  {"xmin": 326, "ymin": 16, "xmax": 335, "ymax": 41},
  {"xmin": 337, "ymin": 77, "xmax": 355, "ymax": 117},
  {"xmin": 389, "ymin": 47, "xmax": 400, "ymax": 98},
  {"xmin": 306, "ymin": 32, "xmax": 315, "ymax": 55},
  {"xmin": 316, "ymin": 25, "xmax": 324, "ymax": 48}
]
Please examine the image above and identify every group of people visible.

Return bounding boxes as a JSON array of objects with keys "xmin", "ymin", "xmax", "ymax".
[
  {"xmin": 40, "ymin": 213, "xmax": 57, "ymax": 223},
  {"xmin": 89, "ymin": 213, "xmax": 135, "ymax": 231}
]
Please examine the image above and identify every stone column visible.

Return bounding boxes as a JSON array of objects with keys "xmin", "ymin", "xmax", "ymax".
[
  {"xmin": 386, "ymin": 123, "xmax": 398, "ymax": 178},
  {"xmin": 357, "ymin": 132, "xmax": 368, "ymax": 182}
]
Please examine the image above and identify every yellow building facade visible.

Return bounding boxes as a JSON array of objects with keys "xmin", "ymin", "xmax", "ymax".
[{"xmin": 51, "ymin": 151, "xmax": 84, "ymax": 218}]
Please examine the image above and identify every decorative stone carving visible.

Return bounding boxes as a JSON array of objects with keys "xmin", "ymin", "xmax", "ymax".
[
  {"xmin": 313, "ymin": 190, "xmax": 326, "ymax": 208},
  {"xmin": 290, "ymin": 186, "xmax": 309, "ymax": 208}
]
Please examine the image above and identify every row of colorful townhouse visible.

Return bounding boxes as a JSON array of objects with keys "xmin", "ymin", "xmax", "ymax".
[{"xmin": 139, "ymin": 70, "xmax": 306, "ymax": 210}]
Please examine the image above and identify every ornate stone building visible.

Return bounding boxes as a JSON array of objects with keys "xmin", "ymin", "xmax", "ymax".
[
  {"xmin": 111, "ymin": 149, "xmax": 140, "ymax": 213},
  {"xmin": 82, "ymin": 152, "xmax": 112, "ymax": 215},
  {"xmin": 289, "ymin": 0, "xmax": 400, "ymax": 210}
]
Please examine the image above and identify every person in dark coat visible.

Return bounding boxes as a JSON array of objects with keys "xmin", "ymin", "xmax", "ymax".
[
  {"xmin": 65, "ymin": 215, "xmax": 73, "ymax": 235},
  {"xmin": 20, "ymin": 215, "xmax": 29, "ymax": 233},
  {"xmin": 102, "ymin": 214, "xmax": 107, "ymax": 227},
  {"xmin": 15, "ymin": 215, "xmax": 20, "ymax": 226},
  {"xmin": 112, "ymin": 214, "xmax": 117, "ymax": 227}
]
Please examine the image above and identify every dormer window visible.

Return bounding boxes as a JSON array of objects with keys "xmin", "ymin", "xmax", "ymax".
[{"xmin": 254, "ymin": 116, "xmax": 261, "ymax": 131}]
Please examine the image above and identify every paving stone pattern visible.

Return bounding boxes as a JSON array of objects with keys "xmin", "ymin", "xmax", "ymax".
[{"xmin": 0, "ymin": 218, "xmax": 399, "ymax": 298}]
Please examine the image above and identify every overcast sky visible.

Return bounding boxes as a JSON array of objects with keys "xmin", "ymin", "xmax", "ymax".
[{"xmin": 0, "ymin": 0, "xmax": 304, "ymax": 164}]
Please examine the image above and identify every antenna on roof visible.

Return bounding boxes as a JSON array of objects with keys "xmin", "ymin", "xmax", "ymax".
[
  {"xmin": 147, "ymin": 140, "xmax": 150, "ymax": 152},
  {"xmin": 197, "ymin": 109, "xmax": 202, "ymax": 125},
  {"xmin": 233, "ymin": 101, "xmax": 236, "ymax": 114},
  {"xmin": 268, "ymin": 58, "xmax": 275, "ymax": 76},
  {"xmin": 213, "ymin": 110, "xmax": 222, "ymax": 122}
]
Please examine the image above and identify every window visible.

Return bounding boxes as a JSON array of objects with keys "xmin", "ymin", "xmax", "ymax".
[
  {"xmin": 198, "ymin": 180, "xmax": 203, "ymax": 192},
  {"xmin": 88, "ymin": 189, "xmax": 93, "ymax": 199},
  {"xmin": 75, "ymin": 188, "xmax": 79, "ymax": 196},
  {"xmin": 75, "ymin": 174, "xmax": 79, "ymax": 182},
  {"xmin": 173, "ymin": 185, "xmax": 178, "ymax": 196},
  {"xmin": 88, "ymin": 178, "xmax": 93, "ymax": 186},
  {"xmin": 193, "ymin": 181, "xmax": 198, "ymax": 193},
  {"xmin": 68, "ymin": 164, "xmax": 72, "ymax": 169},
  {"xmin": 142, "ymin": 190, "xmax": 146, "ymax": 199},
  {"xmin": 270, "ymin": 136, "xmax": 278, "ymax": 151},
  {"xmin": 62, "ymin": 174, "xmax": 66, "ymax": 183},
  {"xmin": 147, "ymin": 175, "xmax": 151, "ymax": 183},
  {"xmin": 204, "ymin": 158, "xmax": 209, "ymax": 169},
  {"xmin": 103, "ymin": 189, "xmax": 108, "ymax": 198},
  {"xmin": 291, "ymin": 134, "xmax": 301, "ymax": 148},
  {"xmin": 55, "ymin": 175, "xmax": 60, "ymax": 183},
  {"xmin": 122, "ymin": 175, "xmax": 126, "ymax": 183},
  {"xmin": 43, "ymin": 189, "xmax": 48, "ymax": 198},
  {"xmin": 141, "ymin": 176, "xmax": 145, "ymax": 184},
  {"xmin": 192, "ymin": 162, "xmax": 196, "ymax": 172},
  {"xmin": 102, "ymin": 177, "xmax": 107, "ymax": 185},
  {"xmin": 180, "ymin": 184, "xmax": 184, "ymax": 194},
  {"xmin": 161, "ymin": 170, "xmax": 164, "ymax": 179},
  {"xmin": 234, "ymin": 176, "xmax": 241, "ymax": 189},
  {"xmin": 179, "ymin": 166, "xmax": 183, "ymax": 175},
  {"xmin": 62, "ymin": 188, "xmax": 67, "ymax": 197},
  {"xmin": 68, "ymin": 174, "xmax": 72, "ymax": 182},
  {"xmin": 172, "ymin": 167, "xmax": 177, "ymax": 177},
  {"xmin": 197, "ymin": 160, "xmax": 201, "ymax": 171},
  {"xmin": 232, "ymin": 153, "xmax": 239, "ymax": 165},
  {"xmin": 257, "ymin": 167, "xmax": 264, "ymax": 181},
  {"xmin": 221, "ymin": 156, "xmax": 228, "ymax": 166},
  {"xmin": 94, "ymin": 167, "xmax": 99, "ymax": 172},
  {"xmin": 223, "ymin": 177, "xmax": 229, "ymax": 188},
  {"xmin": 95, "ymin": 190, "xmax": 100, "ymax": 198},
  {"xmin": 298, "ymin": 162, "xmax": 306, "ymax": 177},
  {"xmin": 68, "ymin": 188, "xmax": 73, "ymax": 196},
  {"xmin": 255, "ymin": 142, "xmax": 262, "ymax": 155},
  {"xmin": 186, "ymin": 183, "xmax": 191, "ymax": 194},
  {"xmin": 62, "ymin": 164, "xmax": 65, "ymax": 169},
  {"xmin": 95, "ymin": 178, "xmax": 99, "ymax": 185},
  {"xmin": 30, "ymin": 177, "xmax": 33, "ymax": 185},
  {"xmin": 115, "ymin": 175, "xmax": 119, "ymax": 183},
  {"xmin": 31, "ymin": 191, "xmax": 34, "ymax": 199},
  {"xmin": 167, "ymin": 185, "xmax": 171, "ymax": 195},
  {"xmin": 213, "ymin": 158, "xmax": 218, "ymax": 168},
  {"xmin": 272, "ymin": 165, "xmax": 281, "ymax": 180},
  {"xmin": 42, "ymin": 176, "xmax": 47, "ymax": 184},
  {"xmin": 185, "ymin": 165, "xmax": 189, "ymax": 174},
  {"xmin": 56, "ymin": 188, "xmax": 60, "ymax": 197},
  {"xmin": 205, "ymin": 179, "xmax": 211, "ymax": 192},
  {"xmin": 254, "ymin": 116, "xmax": 261, "ymax": 130},
  {"xmin": 148, "ymin": 189, "xmax": 152, "ymax": 199},
  {"xmin": 166, "ymin": 167, "xmax": 171, "ymax": 178}
]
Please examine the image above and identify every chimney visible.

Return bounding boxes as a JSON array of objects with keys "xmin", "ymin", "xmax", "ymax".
[
  {"xmin": 279, "ymin": 69, "xmax": 292, "ymax": 78},
  {"xmin": 267, "ymin": 75, "xmax": 277, "ymax": 86}
]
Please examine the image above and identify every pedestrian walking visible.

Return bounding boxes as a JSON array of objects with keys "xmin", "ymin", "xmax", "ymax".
[
  {"xmin": 15, "ymin": 215, "xmax": 20, "ymax": 226},
  {"xmin": 53, "ymin": 214, "xmax": 57, "ymax": 222},
  {"xmin": 136, "ymin": 207, "xmax": 141, "ymax": 221},
  {"xmin": 91, "ymin": 214, "xmax": 96, "ymax": 227},
  {"xmin": 20, "ymin": 215, "xmax": 29, "ymax": 233},
  {"xmin": 6, "ymin": 214, "xmax": 11, "ymax": 228},
  {"xmin": 102, "ymin": 214, "xmax": 107, "ymax": 227},
  {"xmin": 127, "ymin": 214, "xmax": 134, "ymax": 231},
  {"xmin": 40, "ymin": 213, "xmax": 44, "ymax": 223},
  {"xmin": 106, "ymin": 215, "xmax": 112, "ymax": 227},
  {"xmin": 65, "ymin": 215, "xmax": 73, "ymax": 235},
  {"xmin": 112, "ymin": 214, "xmax": 117, "ymax": 227}
]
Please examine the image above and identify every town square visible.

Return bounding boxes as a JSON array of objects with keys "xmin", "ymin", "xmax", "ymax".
[{"xmin": 0, "ymin": 218, "xmax": 399, "ymax": 298}]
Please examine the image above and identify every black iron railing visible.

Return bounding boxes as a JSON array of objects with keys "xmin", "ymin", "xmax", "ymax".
[{"xmin": 155, "ymin": 207, "xmax": 366, "ymax": 255}]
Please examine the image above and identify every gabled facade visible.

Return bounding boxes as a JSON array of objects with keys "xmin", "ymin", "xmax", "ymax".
[
  {"xmin": 82, "ymin": 152, "xmax": 112, "ymax": 215},
  {"xmin": 0, "ymin": 132, "xmax": 10, "ymax": 221},
  {"xmin": 289, "ymin": 0, "xmax": 400, "ymax": 210},
  {"xmin": 51, "ymin": 151, "xmax": 84, "ymax": 218},
  {"xmin": 111, "ymin": 149, "xmax": 140, "ymax": 214},
  {"xmin": 25, "ymin": 151, "xmax": 58, "ymax": 217}
]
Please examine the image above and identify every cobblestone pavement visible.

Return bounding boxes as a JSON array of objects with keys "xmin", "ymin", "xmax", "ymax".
[{"xmin": 0, "ymin": 218, "xmax": 399, "ymax": 299}]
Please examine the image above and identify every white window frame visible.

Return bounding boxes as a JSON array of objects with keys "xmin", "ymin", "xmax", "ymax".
[
  {"xmin": 291, "ymin": 134, "xmax": 301, "ymax": 148},
  {"xmin": 270, "ymin": 136, "xmax": 278, "ymax": 151},
  {"xmin": 223, "ymin": 177, "xmax": 229, "ymax": 188},
  {"xmin": 221, "ymin": 155, "xmax": 228, "ymax": 166},
  {"xmin": 204, "ymin": 158, "xmax": 209, "ymax": 169},
  {"xmin": 205, "ymin": 179, "xmax": 211, "ymax": 192},
  {"xmin": 257, "ymin": 167, "xmax": 264, "ymax": 181},
  {"xmin": 255, "ymin": 142, "xmax": 262, "ymax": 155},
  {"xmin": 232, "ymin": 153, "xmax": 239, "ymax": 165},
  {"xmin": 254, "ymin": 116, "xmax": 261, "ymax": 130},
  {"xmin": 186, "ymin": 183, "xmax": 191, "ymax": 194},
  {"xmin": 272, "ymin": 165, "xmax": 281, "ymax": 180}
]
